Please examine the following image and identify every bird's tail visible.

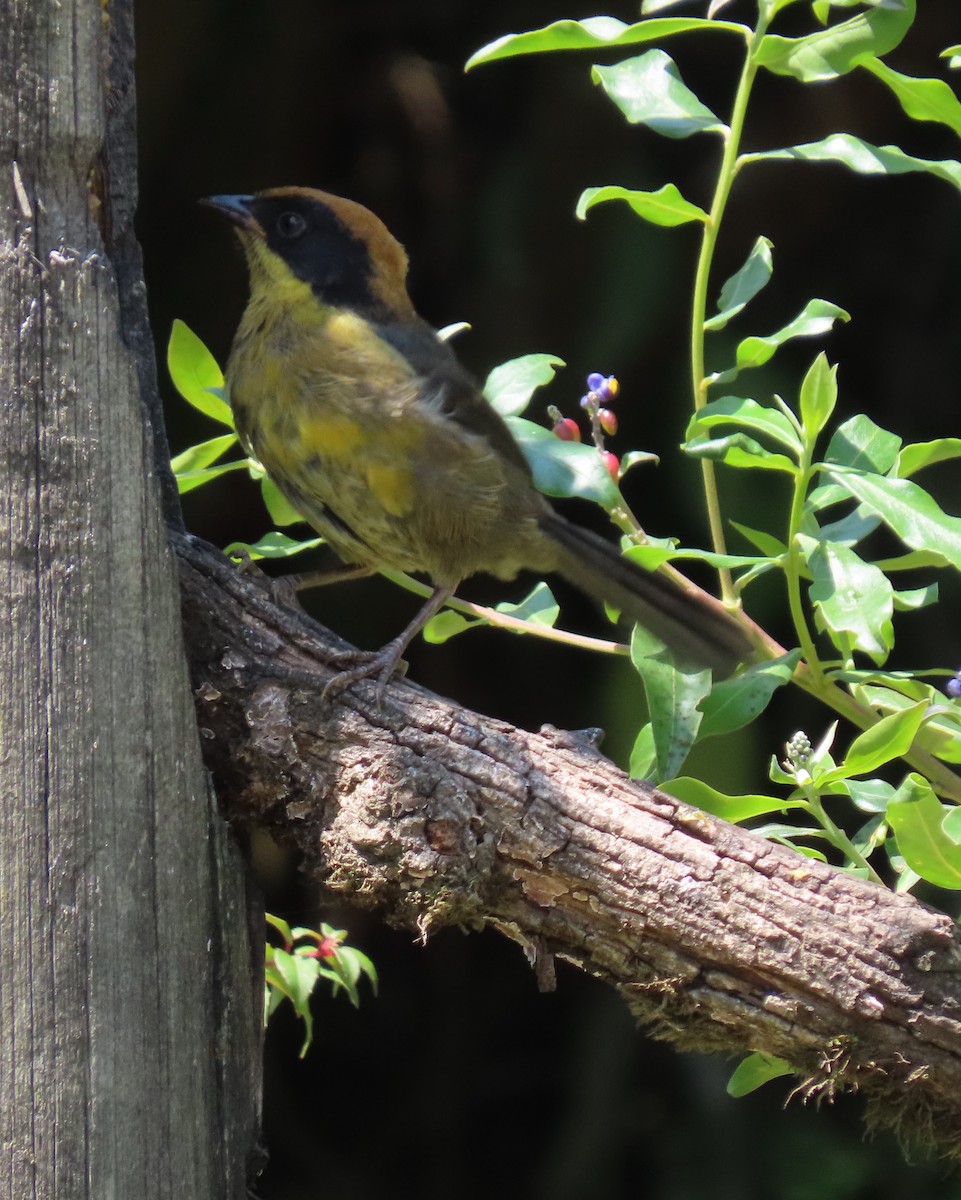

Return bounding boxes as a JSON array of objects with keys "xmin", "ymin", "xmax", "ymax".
[{"xmin": 538, "ymin": 510, "xmax": 752, "ymax": 675}]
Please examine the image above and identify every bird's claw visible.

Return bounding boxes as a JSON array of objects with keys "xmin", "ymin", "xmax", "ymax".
[{"xmin": 321, "ymin": 641, "xmax": 409, "ymax": 707}]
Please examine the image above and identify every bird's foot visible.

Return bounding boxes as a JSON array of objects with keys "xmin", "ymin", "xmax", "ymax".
[{"xmin": 321, "ymin": 639, "xmax": 409, "ymax": 708}]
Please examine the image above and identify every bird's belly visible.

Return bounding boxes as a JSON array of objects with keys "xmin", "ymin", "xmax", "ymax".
[{"xmin": 245, "ymin": 394, "xmax": 544, "ymax": 585}]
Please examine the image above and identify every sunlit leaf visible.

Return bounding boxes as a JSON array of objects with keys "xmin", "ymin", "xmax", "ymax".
[
  {"xmin": 697, "ymin": 652, "xmax": 801, "ymax": 739},
  {"xmin": 804, "ymin": 538, "xmax": 893, "ymax": 663},
  {"xmin": 261, "ymin": 477, "xmax": 305, "ymax": 527},
  {"xmin": 861, "ymin": 58, "xmax": 961, "ymax": 137},
  {"xmin": 508, "ymin": 418, "xmax": 622, "ymax": 507},
  {"xmin": 225, "ymin": 532, "xmax": 324, "ymax": 561},
  {"xmin": 685, "ymin": 433, "xmax": 798, "ymax": 473},
  {"xmin": 942, "ymin": 44, "xmax": 961, "ymax": 70},
  {"xmin": 798, "ymin": 353, "xmax": 838, "ymax": 443},
  {"xmin": 819, "ymin": 702, "xmax": 928, "ymax": 785},
  {"xmin": 705, "ymin": 237, "xmax": 774, "ymax": 330},
  {"xmin": 687, "ymin": 394, "xmax": 802, "ymax": 455},
  {"xmin": 665, "ymin": 777, "xmax": 792, "ymax": 822},
  {"xmin": 732, "ymin": 300, "xmax": 850, "ymax": 373},
  {"xmin": 825, "ymin": 469, "xmax": 961, "ymax": 571},
  {"xmin": 898, "ymin": 437, "xmax": 961, "ymax": 478},
  {"xmin": 754, "ymin": 0, "xmax": 914, "ymax": 82},
  {"xmin": 888, "ymin": 775, "xmax": 961, "ymax": 889},
  {"xmin": 174, "ymin": 458, "xmax": 250, "ymax": 495},
  {"xmin": 577, "ymin": 183, "xmax": 709, "ymax": 227},
  {"xmin": 823, "ymin": 414, "xmax": 901, "ymax": 474},
  {"xmin": 742, "ymin": 134, "xmax": 961, "ymax": 195},
  {"xmin": 167, "ymin": 319, "xmax": 233, "ymax": 426},
  {"xmin": 497, "ymin": 581, "xmax": 560, "ymax": 627},
  {"xmin": 466, "ymin": 16, "xmax": 747, "ymax": 70},
  {"xmin": 592, "ymin": 51, "xmax": 726, "ymax": 138},
  {"xmin": 483, "ymin": 354, "xmax": 565, "ymax": 416},
  {"xmin": 893, "ymin": 583, "xmax": 938, "ymax": 612},
  {"xmin": 170, "ymin": 433, "xmax": 239, "ymax": 477}
]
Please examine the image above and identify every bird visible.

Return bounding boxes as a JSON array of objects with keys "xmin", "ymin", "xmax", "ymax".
[{"xmin": 203, "ymin": 187, "xmax": 753, "ymax": 697}]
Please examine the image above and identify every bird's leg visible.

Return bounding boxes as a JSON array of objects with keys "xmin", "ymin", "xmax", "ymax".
[{"xmin": 322, "ymin": 584, "xmax": 455, "ymax": 706}]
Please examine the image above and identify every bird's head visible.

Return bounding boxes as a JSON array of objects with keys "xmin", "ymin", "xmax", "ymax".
[{"xmin": 203, "ymin": 187, "xmax": 415, "ymax": 318}]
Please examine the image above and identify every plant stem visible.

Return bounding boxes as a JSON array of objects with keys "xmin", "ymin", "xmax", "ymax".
[
  {"xmin": 689, "ymin": 18, "xmax": 769, "ymax": 604},
  {"xmin": 804, "ymin": 786, "xmax": 884, "ymax": 886},
  {"xmin": 784, "ymin": 446, "xmax": 825, "ymax": 687}
]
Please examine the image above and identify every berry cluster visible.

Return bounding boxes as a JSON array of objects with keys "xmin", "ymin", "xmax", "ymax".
[{"xmin": 549, "ymin": 372, "xmax": 621, "ymax": 480}]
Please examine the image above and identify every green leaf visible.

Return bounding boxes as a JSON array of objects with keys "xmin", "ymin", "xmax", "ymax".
[
  {"xmin": 815, "ymin": 507, "xmax": 881, "ymax": 549},
  {"xmin": 261, "ymin": 477, "xmax": 305, "ymax": 527},
  {"xmin": 497, "ymin": 581, "xmax": 560, "ymax": 627},
  {"xmin": 592, "ymin": 51, "xmax": 726, "ymax": 138},
  {"xmin": 798, "ymin": 353, "xmax": 837, "ymax": 443},
  {"xmin": 167, "ymin": 320, "xmax": 233, "ymax": 426},
  {"xmin": 508, "ymin": 417, "xmax": 621, "ymax": 507},
  {"xmin": 697, "ymin": 652, "xmax": 801, "ymax": 739},
  {"xmin": 820, "ymin": 702, "xmax": 928, "ymax": 784},
  {"xmin": 893, "ymin": 583, "xmax": 938, "ymax": 611},
  {"xmin": 335, "ymin": 946, "xmax": 378, "ymax": 996},
  {"xmin": 170, "ymin": 433, "xmax": 239, "ymax": 477},
  {"xmin": 225, "ymin": 532, "xmax": 324, "ymax": 561},
  {"xmin": 730, "ymin": 521, "xmax": 788, "ymax": 558},
  {"xmin": 823, "ymin": 414, "xmax": 901, "ymax": 474},
  {"xmin": 686, "ymin": 394, "xmax": 803, "ymax": 455},
  {"xmin": 898, "ymin": 437, "xmax": 961, "ymax": 478},
  {"xmin": 631, "ymin": 626, "xmax": 711, "ymax": 782},
  {"xmin": 861, "ymin": 58, "xmax": 961, "ymax": 138},
  {"xmin": 943, "ymin": 44, "xmax": 961, "ymax": 70},
  {"xmin": 577, "ymin": 183, "xmax": 708, "ymax": 227},
  {"xmin": 624, "ymin": 543, "xmax": 765, "ymax": 571},
  {"xmin": 665, "ymin": 777, "xmax": 793, "ymax": 822},
  {"xmin": 466, "ymin": 16, "xmax": 748, "ymax": 70},
  {"xmin": 483, "ymin": 354, "xmax": 565, "ymax": 416},
  {"xmin": 888, "ymin": 775, "xmax": 961, "ymax": 889},
  {"xmin": 685, "ymin": 433, "xmax": 798, "ymax": 474},
  {"xmin": 706, "ymin": 237, "xmax": 774, "ymax": 330},
  {"xmin": 174, "ymin": 458, "xmax": 250, "ymax": 496},
  {"xmin": 422, "ymin": 608, "xmax": 478, "ymax": 644},
  {"xmin": 727, "ymin": 1054, "xmax": 793, "ymax": 1098},
  {"xmin": 813, "ymin": 0, "xmax": 907, "ymax": 14},
  {"xmin": 805, "ymin": 538, "xmax": 893, "ymax": 663},
  {"xmin": 873, "ymin": 549, "xmax": 954, "ymax": 572},
  {"xmin": 825, "ymin": 469, "xmax": 961, "ymax": 571},
  {"xmin": 742, "ymin": 134, "xmax": 961, "ymax": 195},
  {"xmin": 266, "ymin": 913, "xmax": 294, "ymax": 944},
  {"xmin": 271, "ymin": 948, "xmax": 320, "ymax": 1010},
  {"xmin": 753, "ymin": 0, "xmax": 915, "ymax": 82},
  {"xmin": 846, "ymin": 778, "xmax": 897, "ymax": 814},
  {"xmin": 731, "ymin": 300, "xmax": 850, "ymax": 374},
  {"xmin": 628, "ymin": 723, "xmax": 657, "ymax": 780},
  {"xmin": 426, "ymin": 581, "xmax": 561, "ymax": 645},
  {"xmin": 619, "ymin": 449, "xmax": 660, "ymax": 477}
]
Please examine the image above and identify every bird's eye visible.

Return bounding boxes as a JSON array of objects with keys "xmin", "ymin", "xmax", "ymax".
[{"xmin": 276, "ymin": 211, "xmax": 307, "ymax": 239}]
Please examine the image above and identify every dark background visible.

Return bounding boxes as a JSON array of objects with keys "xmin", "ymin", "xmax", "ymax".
[{"xmin": 136, "ymin": 1, "xmax": 961, "ymax": 1196}]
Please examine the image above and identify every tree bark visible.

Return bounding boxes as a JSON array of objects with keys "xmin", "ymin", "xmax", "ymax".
[
  {"xmin": 0, "ymin": 2, "xmax": 260, "ymax": 1197},
  {"xmin": 177, "ymin": 531, "xmax": 961, "ymax": 1163}
]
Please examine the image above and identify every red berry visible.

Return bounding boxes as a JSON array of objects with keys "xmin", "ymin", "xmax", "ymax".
[
  {"xmin": 598, "ymin": 408, "xmax": 618, "ymax": 436},
  {"xmin": 601, "ymin": 450, "xmax": 620, "ymax": 480},
  {"xmin": 553, "ymin": 417, "xmax": 582, "ymax": 442}
]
